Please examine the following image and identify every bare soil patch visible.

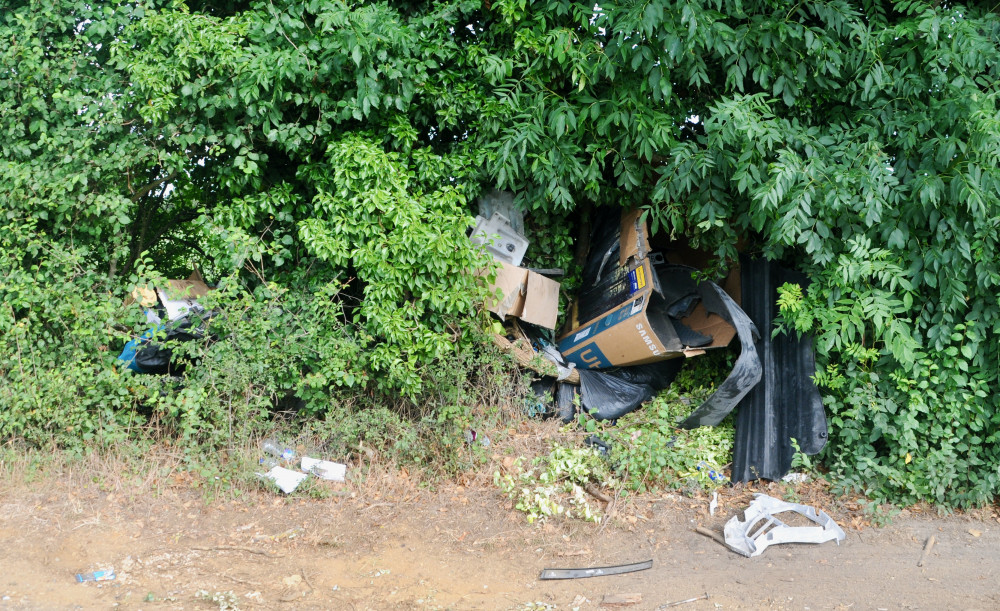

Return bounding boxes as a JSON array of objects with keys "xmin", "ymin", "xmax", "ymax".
[{"xmin": 1, "ymin": 456, "xmax": 998, "ymax": 611}]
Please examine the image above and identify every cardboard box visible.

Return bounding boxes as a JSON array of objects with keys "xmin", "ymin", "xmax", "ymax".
[
  {"xmin": 484, "ymin": 261, "xmax": 560, "ymax": 330},
  {"xmin": 557, "ymin": 210, "xmax": 738, "ymax": 369}
]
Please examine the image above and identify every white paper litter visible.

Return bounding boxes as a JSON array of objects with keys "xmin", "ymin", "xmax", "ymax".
[
  {"xmin": 301, "ymin": 456, "xmax": 347, "ymax": 482},
  {"xmin": 257, "ymin": 466, "xmax": 309, "ymax": 493}
]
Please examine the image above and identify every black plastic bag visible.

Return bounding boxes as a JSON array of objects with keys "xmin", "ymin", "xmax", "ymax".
[
  {"xmin": 605, "ymin": 359, "xmax": 684, "ymax": 390},
  {"xmin": 578, "ymin": 369, "xmax": 653, "ymax": 421},
  {"xmin": 134, "ymin": 312, "xmax": 215, "ymax": 375},
  {"xmin": 584, "ymin": 435, "xmax": 611, "ymax": 455},
  {"xmin": 527, "ymin": 379, "xmax": 556, "ymax": 418}
]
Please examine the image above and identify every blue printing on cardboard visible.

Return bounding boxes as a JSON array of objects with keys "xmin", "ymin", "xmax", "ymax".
[
  {"xmin": 559, "ymin": 296, "xmax": 647, "ymax": 367},
  {"xmin": 560, "ymin": 264, "xmax": 647, "ymax": 350},
  {"xmin": 567, "ymin": 342, "xmax": 612, "ymax": 369}
]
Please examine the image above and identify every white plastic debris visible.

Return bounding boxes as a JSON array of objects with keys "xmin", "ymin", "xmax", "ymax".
[
  {"xmin": 257, "ymin": 466, "xmax": 309, "ymax": 494},
  {"xmin": 724, "ymin": 493, "xmax": 845, "ymax": 557},
  {"xmin": 301, "ymin": 456, "xmax": 347, "ymax": 482}
]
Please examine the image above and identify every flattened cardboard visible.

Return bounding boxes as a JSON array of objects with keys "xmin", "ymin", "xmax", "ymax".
[
  {"xmin": 484, "ymin": 261, "xmax": 560, "ymax": 330},
  {"xmin": 159, "ymin": 278, "xmax": 210, "ymax": 301},
  {"xmin": 132, "ymin": 286, "xmax": 159, "ymax": 308},
  {"xmin": 680, "ymin": 301, "xmax": 736, "ymax": 349},
  {"xmin": 522, "ymin": 272, "xmax": 560, "ymax": 329},
  {"xmin": 485, "ymin": 262, "xmax": 527, "ymax": 320}
]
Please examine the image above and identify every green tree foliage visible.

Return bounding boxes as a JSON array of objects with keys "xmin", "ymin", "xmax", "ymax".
[
  {"xmin": 487, "ymin": 0, "xmax": 1000, "ymax": 507},
  {"xmin": 2, "ymin": 0, "xmax": 999, "ymax": 506}
]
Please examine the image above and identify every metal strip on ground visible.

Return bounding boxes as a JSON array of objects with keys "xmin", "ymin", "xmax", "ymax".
[{"xmin": 538, "ymin": 559, "xmax": 653, "ymax": 580}]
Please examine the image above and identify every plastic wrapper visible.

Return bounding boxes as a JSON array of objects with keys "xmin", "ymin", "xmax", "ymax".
[
  {"xmin": 301, "ymin": 456, "xmax": 347, "ymax": 482},
  {"xmin": 257, "ymin": 466, "xmax": 309, "ymax": 494}
]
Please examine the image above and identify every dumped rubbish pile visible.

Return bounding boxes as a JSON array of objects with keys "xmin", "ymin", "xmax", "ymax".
[
  {"xmin": 116, "ymin": 271, "xmax": 215, "ymax": 375},
  {"xmin": 479, "ymin": 201, "xmax": 828, "ymax": 483}
]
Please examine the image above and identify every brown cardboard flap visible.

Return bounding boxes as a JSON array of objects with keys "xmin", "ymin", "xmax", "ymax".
[
  {"xmin": 681, "ymin": 303, "xmax": 737, "ymax": 349},
  {"xmin": 521, "ymin": 272, "xmax": 560, "ymax": 330},
  {"xmin": 130, "ymin": 287, "xmax": 158, "ymax": 308},
  {"xmin": 485, "ymin": 261, "xmax": 529, "ymax": 319},
  {"xmin": 618, "ymin": 209, "xmax": 648, "ymax": 265},
  {"xmin": 483, "ymin": 261, "xmax": 560, "ymax": 330},
  {"xmin": 160, "ymin": 279, "xmax": 211, "ymax": 301}
]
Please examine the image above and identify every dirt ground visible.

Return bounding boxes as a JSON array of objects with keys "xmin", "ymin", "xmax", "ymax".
[{"xmin": 1, "ymin": 457, "xmax": 998, "ymax": 611}]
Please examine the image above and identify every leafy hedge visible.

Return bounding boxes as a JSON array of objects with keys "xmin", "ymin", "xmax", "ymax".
[{"xmin": 2, "ymin": 0, "xmax": 999, "ymax": 507}]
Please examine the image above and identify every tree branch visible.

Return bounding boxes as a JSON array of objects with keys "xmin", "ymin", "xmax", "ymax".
[{"xmin": 130, "ymin": 170, "xmax": 179, "ymax": 202}]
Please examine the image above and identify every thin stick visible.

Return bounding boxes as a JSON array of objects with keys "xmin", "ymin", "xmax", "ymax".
[
  {"xmin": 221, "ymin": 572, "xmax": 261, "ymax": 587},
  {"xmin": 694, "ymin": 526, "xmax": 727, "ymax": 548},
  {"xmin": 658, "ymin": 593, "xmax": 709, "ymax": 609},
  {"xmin": 191, "ymin": 545, "xmax": 283, "ymax": 557},
  {"xmin": 917, "ymin": 535, "xmax": 936, "ymax": 567},
  {"xmin": 361, "ymin": 502, "xmax": 395, "ymax": 512},
  {"xmin": 301, "ymin": 568, "xmax": 316, "ymax": 592},
  {"xmin": 598, "ymin": 490, "xmax": 619, "ymax": 534},
  {"xmin": 584, "ymin": 484, "xmax": 611, "ymax": 503}
]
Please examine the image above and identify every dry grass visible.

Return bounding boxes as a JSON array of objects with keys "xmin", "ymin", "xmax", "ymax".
[
  {"xmin": 1, "ymin": 424, "xmax": 985, "ymax": 543},
  {"xmin": 0, "ymin": 347, "xmax": 912, "ymax": 539}
]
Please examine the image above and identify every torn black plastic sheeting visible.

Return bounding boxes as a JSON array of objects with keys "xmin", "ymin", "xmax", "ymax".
[
  {"xmin": 677, "ymin": 281, "xmax": 762, "ymax": 429},
  {"xmin": 556, "ymin": 382, "xmax": 579, "ymax": 423},
  {"xmin": 605, "ymin": 359, "xmax": 683, "ymax": 390},
  {"xmin": 538, "ymin": 559, "xmax": 653, "ymax": 580}
]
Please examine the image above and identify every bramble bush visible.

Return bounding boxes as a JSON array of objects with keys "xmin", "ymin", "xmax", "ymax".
[{"xmin": 0, "ymin": 232, "xmax": 142, "ymax": 448}]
